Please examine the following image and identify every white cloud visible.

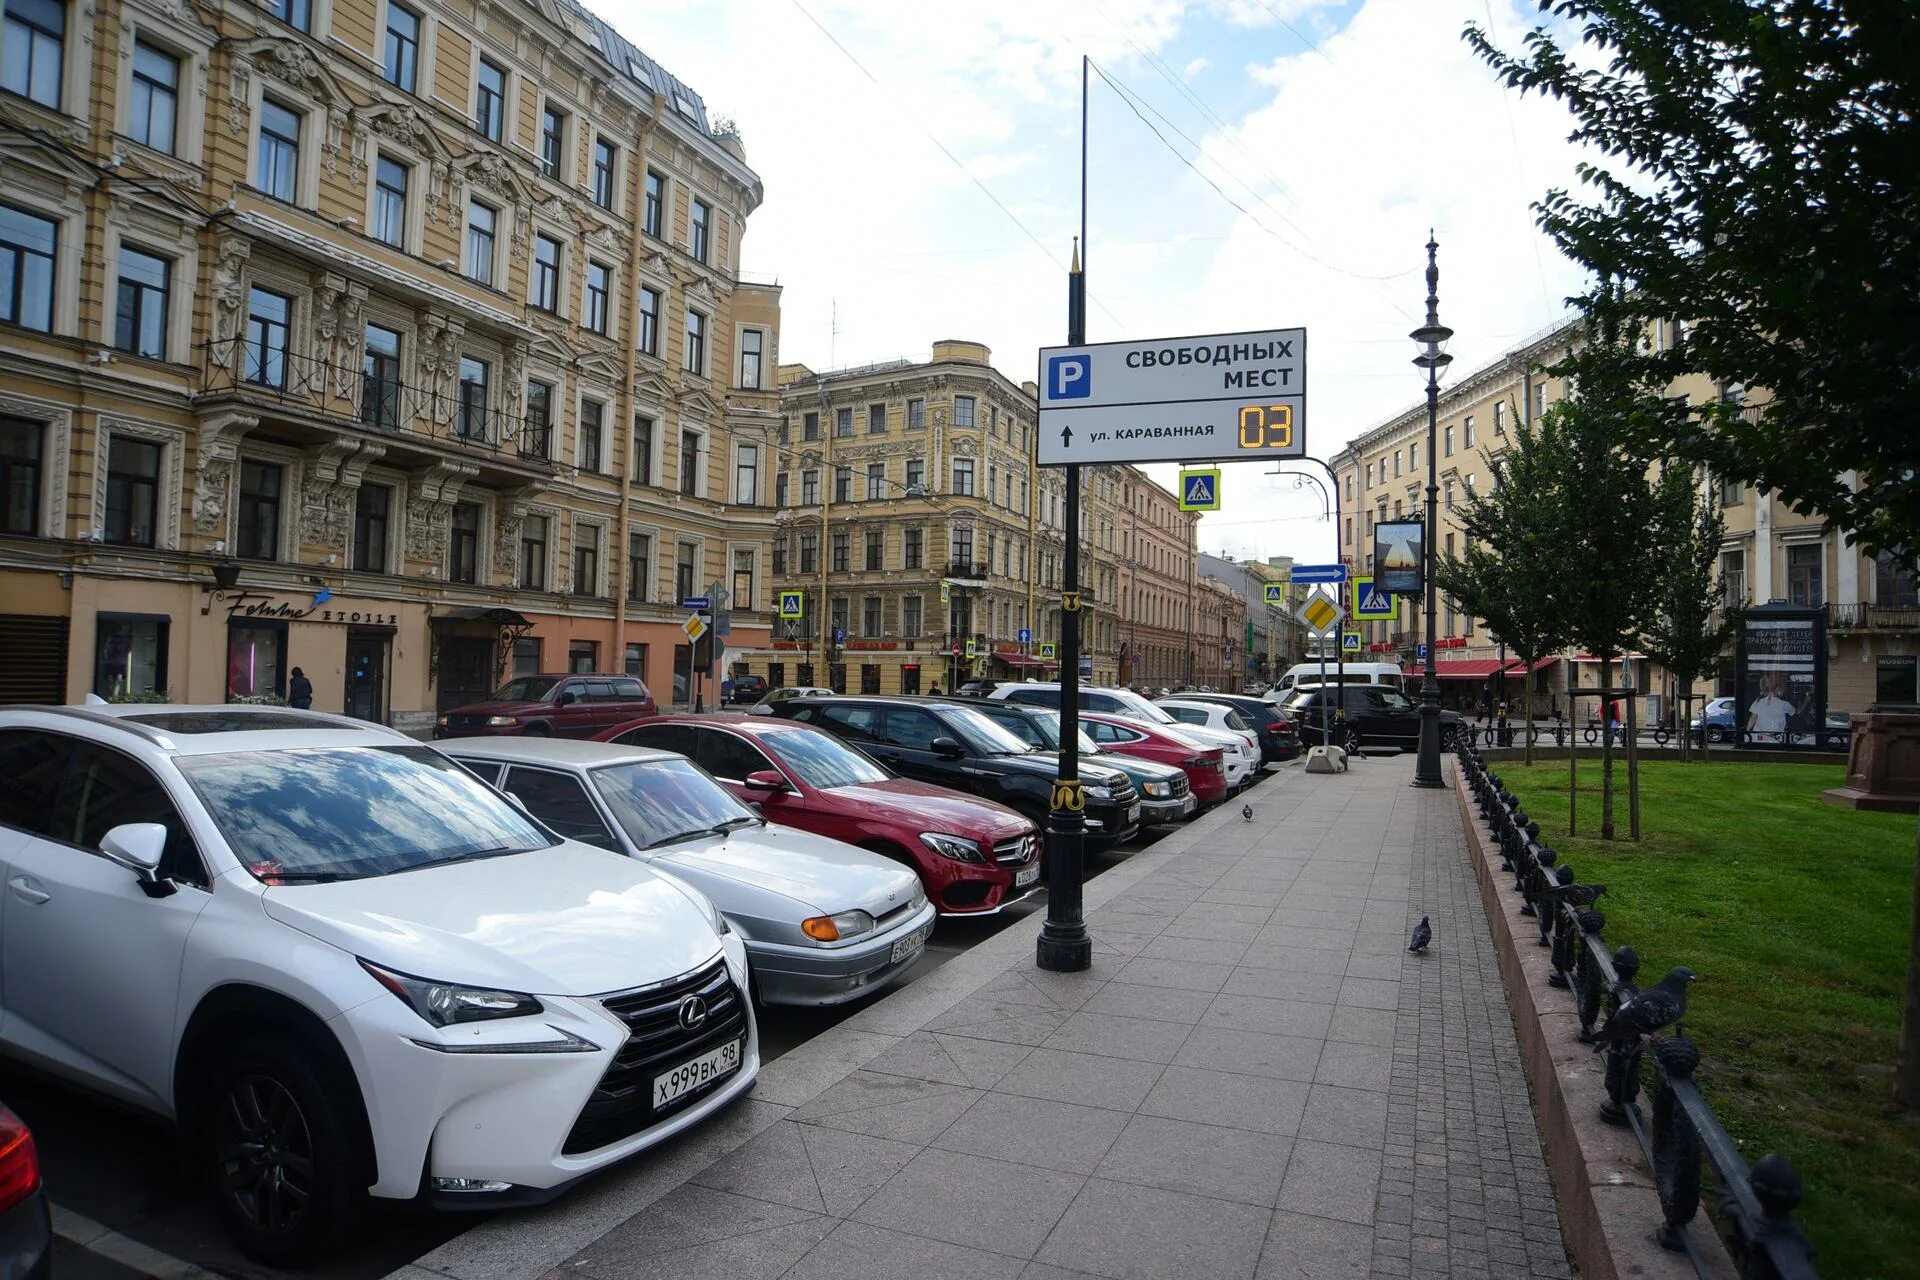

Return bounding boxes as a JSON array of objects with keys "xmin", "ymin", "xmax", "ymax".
[{"xmin": 1182, "ymin": 55, "xmax": 1210, "ymax": 78}]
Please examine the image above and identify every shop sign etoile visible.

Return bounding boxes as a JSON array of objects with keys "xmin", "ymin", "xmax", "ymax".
[{"xmin": 213, "ymin": 590, "xmax": 400, "ymax": 627}]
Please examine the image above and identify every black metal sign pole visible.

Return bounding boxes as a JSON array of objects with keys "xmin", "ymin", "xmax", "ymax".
[{"xmin": 1038, "ymin": 59, "xmax": 1092, "ymax": 973}]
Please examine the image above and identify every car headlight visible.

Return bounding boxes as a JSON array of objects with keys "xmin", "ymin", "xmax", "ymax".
[
  {"xmin": 1143, "ymin": 781, "xmax": 1172, "ymax": 798},
  {"xmin": 1086, "ymin": 785, "xmax": 1112, "ymax": 800},
  {"xmin": 920, "ymin": 832, "xmax": 985, "ymax": 863},
  {"xmin": 360, "ymin": 961, "xmax": 542, "ymax": 1027},
  {"xmin": 435, "ymin": 715, "xmax": 449, "ymax": 729},
  {"xmin": 802, "ymin": 910, "xmax": 875, "ymax": 942},
  {"xmin": 485, "ymin": 715, "xmax": 521, "ymax": 727}
]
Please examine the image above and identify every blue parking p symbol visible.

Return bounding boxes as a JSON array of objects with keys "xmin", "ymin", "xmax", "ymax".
[{"xmin": 1048, "ymin": 355, "xmax": 1091, "ymax": 400}]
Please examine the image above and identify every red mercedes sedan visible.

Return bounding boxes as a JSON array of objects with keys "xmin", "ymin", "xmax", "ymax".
[
  {"xmin": 1080, "ymin": 711, "xmax": 1231, "ymax": 806},
  {"xmin": 597, "ymin": 714, "xmax": 1042, "ymax": 916}
]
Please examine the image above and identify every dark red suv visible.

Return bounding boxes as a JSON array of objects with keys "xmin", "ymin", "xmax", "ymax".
[
  {"xmin": 434, "ymin": 673, "xmax": 656, "ymax": 739},
  {"xmin": 598, "ymin": 714, "xmax": 1042, "ymax": 915}
]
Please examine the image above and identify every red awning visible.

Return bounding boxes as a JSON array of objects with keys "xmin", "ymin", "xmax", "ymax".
[
  {"xmin": 1505, "ymin": 656, "xmax": 1557, "ymax": 674},
  {"xmin": 1402, "ymin": 660, "xmax": 1511, "ymax": 680}
]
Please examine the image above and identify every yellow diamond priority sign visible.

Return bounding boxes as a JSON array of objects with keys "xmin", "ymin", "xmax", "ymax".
[
  {"xmin": 1297, "ymin": 591, "xmax": 1344, "ymax": 635},
  {"xmin": 682, "ymin": 614, "xmax": 708, "ymax": 643}
]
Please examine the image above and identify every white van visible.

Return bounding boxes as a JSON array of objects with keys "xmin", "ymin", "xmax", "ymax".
[{"xmin": 1266, "ymin": 661, "xmax": 1406, "ymax": 700}]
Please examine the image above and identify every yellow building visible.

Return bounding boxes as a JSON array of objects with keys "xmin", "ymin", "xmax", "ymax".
[
  {"xmin": 754, "ymin": 342, "xmax": 1195, "ymax": 695},
  {"xmin": 0, "ymin": 0, "xmax": 779, "ymax": 726}
]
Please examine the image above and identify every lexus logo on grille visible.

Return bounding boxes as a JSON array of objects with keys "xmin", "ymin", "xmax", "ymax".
[{"xmin": 677, "ymin": 995, "xmax": 709, "ymax": 1030}]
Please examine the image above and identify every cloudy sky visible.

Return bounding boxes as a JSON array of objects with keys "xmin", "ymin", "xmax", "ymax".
[{"xmin": 598, "ymin": 0, "xmax": 1594, "ymax": 564}]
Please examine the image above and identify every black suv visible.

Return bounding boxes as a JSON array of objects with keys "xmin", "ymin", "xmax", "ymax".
[
  {"xmin": 727, "ymin": 673, "xmax": 769, "ymax": 705},
  {"xmin": 1282, "ymin": 685, "xmax": 1463, "ymax": 753},
  {"xmin": 770, "ymin": 696, "xmax": 1142, "ymax": 849},
  {"xmin": 1166, "ymin": 693, "xmax": 1301, "ymax": 763}
]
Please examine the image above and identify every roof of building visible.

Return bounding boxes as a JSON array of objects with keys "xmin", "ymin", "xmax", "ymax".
[{"xmin": 556, "ymin": 0, "xmax": 709, "ymax": 131}]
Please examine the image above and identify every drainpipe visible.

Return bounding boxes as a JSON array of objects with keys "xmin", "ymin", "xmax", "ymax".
[
  {"xmin": 614, "ymin": 97, "xmax": 665, "ymax": 678},
  {"xmin": 818, "ymin": 379, "xmax": 832, "ymax": 681}
]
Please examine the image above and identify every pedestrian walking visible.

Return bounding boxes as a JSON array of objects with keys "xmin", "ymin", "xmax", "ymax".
[
  {"xmin": 927, "ymin": 683, "xmax": 941, "ymax": 695},
  {"xmin": 289, "ymin": 667, "xmax": 314, "ymax": 710}
]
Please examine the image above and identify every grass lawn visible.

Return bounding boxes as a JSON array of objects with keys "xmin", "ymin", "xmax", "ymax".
[{"xmin": 1495, "ymin": 759, "xmax": 1919, "ymax": 1280}]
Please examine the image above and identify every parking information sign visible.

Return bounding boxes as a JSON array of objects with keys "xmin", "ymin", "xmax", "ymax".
[{"xmin": 1037, "ymin": 328, "xmax": 1306, "ymax": 466}]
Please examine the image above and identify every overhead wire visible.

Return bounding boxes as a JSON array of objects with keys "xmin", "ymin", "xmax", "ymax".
[{"xmin": 1483, "ymin": 0, "xmax": 1555, "ymax": 312}]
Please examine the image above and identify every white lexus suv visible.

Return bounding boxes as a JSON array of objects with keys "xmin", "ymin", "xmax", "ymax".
[{"xmin": 0, "ymin": 705, "xmax": 758, "ymax": 1260}]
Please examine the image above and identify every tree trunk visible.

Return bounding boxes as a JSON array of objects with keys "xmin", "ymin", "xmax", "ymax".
[
  {"xmin": 1680, "ymin": 676, "xmax": 1693, "ymax": 763},
  {"xmin": 1899, "ymin": 821, "xmax": 1920, "ymax": 1110},
  {"xmin": 1523, "ymin": 663, "xmax": 1535, "ymax": 767},
  {"xmin": 1600, "ymin": 658, "xmax": 1616, "ymax": 840}
]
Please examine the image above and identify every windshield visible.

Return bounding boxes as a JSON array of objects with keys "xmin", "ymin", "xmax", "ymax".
[
  {"xmin": 178, "ymin": 747, "xmax": 553, "ymax": 882},
  {"xmin": 593, "ymin": 757, "xmax": 758, "ymax": 848},
  {"xmin": 940, "ymin": 705, "xmax": 1044, "ymax": 755},
  {"xmin": 491, "ymin": 676, "xmax": 559, "ymax": 701},
  {"xmin": 1376, "ymin": 691, "xmax": 1416, "ymax": 711},
  {"xmin": 765, "ymin": 729, "xmax": 889, "ymax": 789}
]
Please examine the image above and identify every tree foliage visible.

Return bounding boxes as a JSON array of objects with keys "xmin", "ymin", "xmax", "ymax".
[
  {"xmin": 1465, "ymin": 1, "xmax": 1920, "ymax": 559},
  {"xmin": 1641, "ymin": 463, "xmax": 1735, "ymax": 759}
]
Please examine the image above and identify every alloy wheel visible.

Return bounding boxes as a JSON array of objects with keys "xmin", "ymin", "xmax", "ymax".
[{"xmin": 216, "ymin": 1073, "xmax": 315, "ymax": 1237}]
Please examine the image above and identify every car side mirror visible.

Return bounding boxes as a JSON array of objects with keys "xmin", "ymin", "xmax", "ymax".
[
  {"xmin": 100, "ymin": 823, "xmax": 175, "ymax": 899},
  {"xmin": 930, "ymin": 736, "xmax": 965, "ymax": 759},
  {"xmin": 556, "ymin": 691, "xmax": 577, "ymax": 706},
  {"xmin": 743, "ymin": 769, "xmax": 789, "ymax": 795}
]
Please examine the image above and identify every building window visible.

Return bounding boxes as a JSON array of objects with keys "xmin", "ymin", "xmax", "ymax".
[
  {"xmin": 633, "ymin": 415, "xmax": 654, "ymax": 485},
  {"xmin": 129, "ymin": 40, "xmax": 180, "ymax": 154},
  {"xmin": 373, "ymin": 155, "xmax": 408, "ymax": 247},
  {"xmin": 678, "ymin": 429, "xmax": 701, "ymax": 496},
  {"xmin": 0, "ymin": 205, "xmax": 56, "ymax": 332},
  {"xmin": 907, "ymin": 397, "xmax": 925, "ymax": 429},
  {"xmin": 264, "ymin": 0, "xmax": 309, "ymax": 28},
  {"xmin": 733, "ymin": 443, "xmax": 758, "ymax": 505},
  {"xmin": 353, "ymin": 484, "xmax": 390, "ymax": 572},
  {"xmin": 905, "ymin": 458, "xmax": 924, "ymax": 491},
  {"xmin": 864, "ymin": 527, "xmax": 882, "ymax": 571},
  {"xmin": 532, "ymin": 233, "xmax": 561, "ymax": 310},
  {"xmin": 732, "ymin": 548, "xmax": 754, "ymax": 612},
  {"xmin": 868, "ymin": 403, "xmax": 886, "ymax": 435},
  {"xmin": 952, "ymin": 527, "xmax": 973, "ymax": 564},
  {"xmin": 584, "ymin": 260, "xmax": 610, "ymax": 333},
  {"xmin": 1443, "ymin": 478, "xmax": 1455, "ymax": 510},
  {"xmin": 627, "ymin": 530, "xmax": 652, "ymax": 601},
  {"xmin": 539, "ymin": 104, "xmax": 565, "ymax": 179},
  {"xmin": 834, "ymin": 407, "xmax": 852, "ymax": 439},
  {"xmin": 643, "ymin": 169, "xmax": 664, "ymax": 237},
  {"xmin": 951, "ymin": 457, "xmax": 975, "ymax": 496},
  {"xmin": 1787, "ymin": 543, "xmax": 1823, "ymax": 607},
  {"xmin": 630, "ymin": 286, "xmax": 659, "ymax": 357},
  {"xmin": 866, "ymin": 463, "xmax": 884, "ymax": 501},
  {"xmin": 675, "ymin": 541, "xmax": 697, "ymax": 601},
  {"xmin": 383, "ymin": 3, "xmax": 420, "ymax": 92},
  {"xmin": 0, "ymin": 417, "xmax": 41, "ymax": 534},
  {"xmin": 1720, "ymin": 549, "xmax": 1746, "ymax": 607},
  {"xmin": 862, "ymin": 596, "xmax": 881, "ymax": 637},
  {"xmin": 520, "ymin": 514, "xmax": 548, "ymax": 589},
  {"xmin": 684, "ymin": 309, "xmax": 706, "ymax": 375},
  {"xmin": 690, "ymin": 197, "xmax": 710, "ymax": 262},
  {"xmin": 94, "ymin": 613, "xmax": 168, "ymax": 699},
  {"xmin": 772, "ymin": 535, "xmax": 787, "ymax": 574},
  {"xmin": 1875, "ymin": 550, "xmax": 1919, "ymax": 607},
  {"xmin": 465, "ymin": 201, "xmax": 496, "ymax": 285},
  {"xmin": 625, "ymin": 642, "xmax": 648, "ymax": 678},
  {"xmin": 903, "ymin": 595, "xmax": 922, "ymax": 637},
  {"xmin": 449, "ymin": 501, "xmax": 479, "ymax": 583},
  {"xmin": 103, "ymin": 436, "xmax": 161, "ymax": 547},
  {"xmin": 257, "ymin": 98, "xmax": 301, "ymax": 202},
  {"xmin": 578, "ymin": 398, "xmax": 604, "ymax": 472},
  {"xmin": 904, "ymin": 527, "xmax": 922, "ymax": 569},
  {"xmin": 1494, "ymin": 401, "xmax": 1507, "ymax": 435},
  {"xmin": 567, "ymin": 642, "xmax": 597, "ymax": 673},
  {"xmin": 774, "ymin": 472, "xmax": 788, "ymax": 507},
  {"xmin": 236, "ymin": 461, "xmax": 282, "ymax": 560},
  {"xmin": 511, "ymin": 636, "xmax": 541, "ymax": 675},
  {"xmin": 523, "ymin": 379, "xmax": 552, "ymax": 458},
  {"xmin": 803, "ymin": 411, "xmax": 820, "ymax": 442},
  {"xmin": 114, "ymin": 247, "xmax": 170, "ymax": 358},
  {"xmin": 573, "ymin": 524, "xmax": 599, "ymax": 595},
  {"xmin": 831, "ymin": 531, "xmax": 849, "ymax": 572},
  {"xmin": 360, "ymin": 324, "xmax": 401, "ymax": 429},
  {"xmin": 739, "ymin": 328, "xmax": 763, "ymax": 389},
  {"xmin": 226, "ymin": 620, "xmax": 287, "ymax": 700},
  {"xmin": 3, "ymin": 0, "xmax": 64, "ymax": 108},
  {"xmin": 457, "ymin": 356, "xmax": 488, "ymax": 439},
  {"xmin": 475, "ymin": 58, "xmax": 506, "ymax": 141},
  {"xmin": 954, "ymin": 395, "xmax": 975, "ymax": 427},
  {"xmin": 834, "ymin": 467, "xmax": 851, "ymax": 504},
  {"xmin": 591, "ymin": 138, "xmax": 617, "ymax": 208},
  {"xmin": 1463, "ymin": 414, "xmax": 1475, "ymax": 447},
  {"xmin": 799, "ymin": 532, "xmax": 817, "ymax": 573},
  {"xmin": 800, "ymin": 469, "xmax": 818, "ymax": 505},
  {"xmin": 244, "ymin": 287, "xmax": 290, "ymax": 388},
  {"xmin": 1718, "ymin": 474, "xmax": 1743, "ymax": 506}
]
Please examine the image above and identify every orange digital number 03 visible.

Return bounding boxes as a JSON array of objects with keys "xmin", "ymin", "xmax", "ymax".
[{"xmin": 1237, "ymin": 404, "xmax": 1294, "ymax": 448}]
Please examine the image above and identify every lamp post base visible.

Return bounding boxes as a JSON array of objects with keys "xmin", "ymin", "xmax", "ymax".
[
  {"xmin": 1412, "ymin": 680, "xmax": 1445, "ymax": 788},
  {"xmin": 1036, "ymin": 928, "xmax": 1092, "ymax": 971}
]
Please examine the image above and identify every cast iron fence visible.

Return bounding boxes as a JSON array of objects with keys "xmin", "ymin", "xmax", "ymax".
[{"xmin": 1453, "ymin": 738, "xmax": 1820, "ymax": 1280}]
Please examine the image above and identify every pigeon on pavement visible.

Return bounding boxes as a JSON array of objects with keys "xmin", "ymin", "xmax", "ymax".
[
  {"xmin": 1591, "ymin": 966, "xmax": 1694, "ymax": 1050},
  {"xmin": 1241, "ymin": 803, "xmax": 1254, "ymax": 822},
  {"xmin": 1408, "ymin": 916, "xmax": 1432, "ymax": 953}
]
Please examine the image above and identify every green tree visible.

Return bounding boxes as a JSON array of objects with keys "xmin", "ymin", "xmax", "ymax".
[
  {"xmin": 1642, "ymin": 465, "xmax": 1735, "ymax": 762},
  {"xmin": 1468, "ymin": 0, "xmax": 1920, "ymax": 1109}
]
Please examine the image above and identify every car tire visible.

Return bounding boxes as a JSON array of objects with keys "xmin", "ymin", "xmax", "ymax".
[
  {"xmin": 1339, "ymin": 725, "xmax": 1362, "ymax": 755},
  {"xmin": 204, "ymin": 1034, "xmax": 362, "ymax": 1263},
  {"xmin": 1705, "ymin": 726, "xmax": 1727, "ymax": 744},
  {"xmin": 1439, "ymin": 725, "xmax": 1456, "ymax": 749}
]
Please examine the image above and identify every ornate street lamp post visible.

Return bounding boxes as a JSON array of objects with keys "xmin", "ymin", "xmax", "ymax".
[{"xmin": 1410, "ymin": 234, "xmax": 1452, "ymax": 788}]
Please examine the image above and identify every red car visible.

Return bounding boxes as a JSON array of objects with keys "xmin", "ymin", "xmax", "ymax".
[
  {"xmin": 434, "ymin": 673, "xmax": 656, "ymax": 739},
  {"xmin": 597, "ymin": 714, "xmax": 1042, "ymax": 916},
  {"xmin": 1081, "ymin": 711, "xmax": 1230, "ymax": 806}
]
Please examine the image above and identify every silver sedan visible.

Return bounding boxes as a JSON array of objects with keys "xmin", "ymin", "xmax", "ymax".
[{"xmin": 440, "ymin": 737, "xmax": 936, "ymax": 1007}]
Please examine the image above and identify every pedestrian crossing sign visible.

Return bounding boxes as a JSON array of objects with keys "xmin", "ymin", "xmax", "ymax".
[
  {"xmin": 1341, "ymin": 630, "xmax": 1361, "ymax": 653},
  {"xmin": 1039, "ymin": 642, "xmax": 1057, "ymax": 660},
  {"xmin": 1350, "ymin": 575, "xmax": 1399, "ymax": 622},
  {"xmin": 1264, "ymin": 584, "xmax": 1286, "ymax": 605},
  {"xmin": 1178, "ymin": 468, "xmax": 1221, "ymax": 512},
  {"xmin": 778, "ymin": 590, "xmax": 806, "ymax": 618}
]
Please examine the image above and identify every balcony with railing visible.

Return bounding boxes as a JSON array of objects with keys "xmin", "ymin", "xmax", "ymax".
[
  {"xmin": 943, "ymin": 560, "xmax": 990, "ymax": 581},
  {"xmin": 198, "ymin": 339, "xmax": 556, "ymax": 474},
  {"xmin": 1826, "ymin": 601, "xmax": 1920, "ymax": 631}
]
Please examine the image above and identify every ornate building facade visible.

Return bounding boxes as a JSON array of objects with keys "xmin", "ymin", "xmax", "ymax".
[{"xmin": 0, "ymin": 0, "xmax": 779, "ymax": 727}]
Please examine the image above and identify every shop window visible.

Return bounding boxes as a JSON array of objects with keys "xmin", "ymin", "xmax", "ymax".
[
  {"xmin": 624, "ymin": 642, "xmax": 648, "ymax": 677},
  {"xmin": 860, "ymin": 664, "xmax": 881, "ymax": 694},
  {"xmin": 94, "ymin": 614, "xmax": 168, "ymax": 700},
  {"xmin": 227, "ymin": 620, "xmax": 287, "ymax": 702},
  {"xmin": 568, "ymin": 640, "xmax": 597, "ymax": 673},
  {"xmin": 900, "ymin": 664, "xmax": 920, "ymax": 694}
]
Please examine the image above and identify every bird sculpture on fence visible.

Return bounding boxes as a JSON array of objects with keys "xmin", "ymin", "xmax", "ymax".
[
  {"xmin": 1241, "ymin": 803, "xmax": 1254, "ymax": 822},
  {"xmin": 1408, "ymin": 916, "xmax": 1432, "ymax": 953},
  {"xmin": 1591, "ymin": 966, "xmax": 1695, "ymax": 1050},
  {"xmin": 1543, "ymin": 882, "xmax": 1608, "ymax": 909}
]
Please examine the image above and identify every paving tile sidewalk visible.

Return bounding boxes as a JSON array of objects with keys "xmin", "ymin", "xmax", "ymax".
[{"xmin": 404, "ymin": 755, "xmax": 1573, "ymax": 1280}]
